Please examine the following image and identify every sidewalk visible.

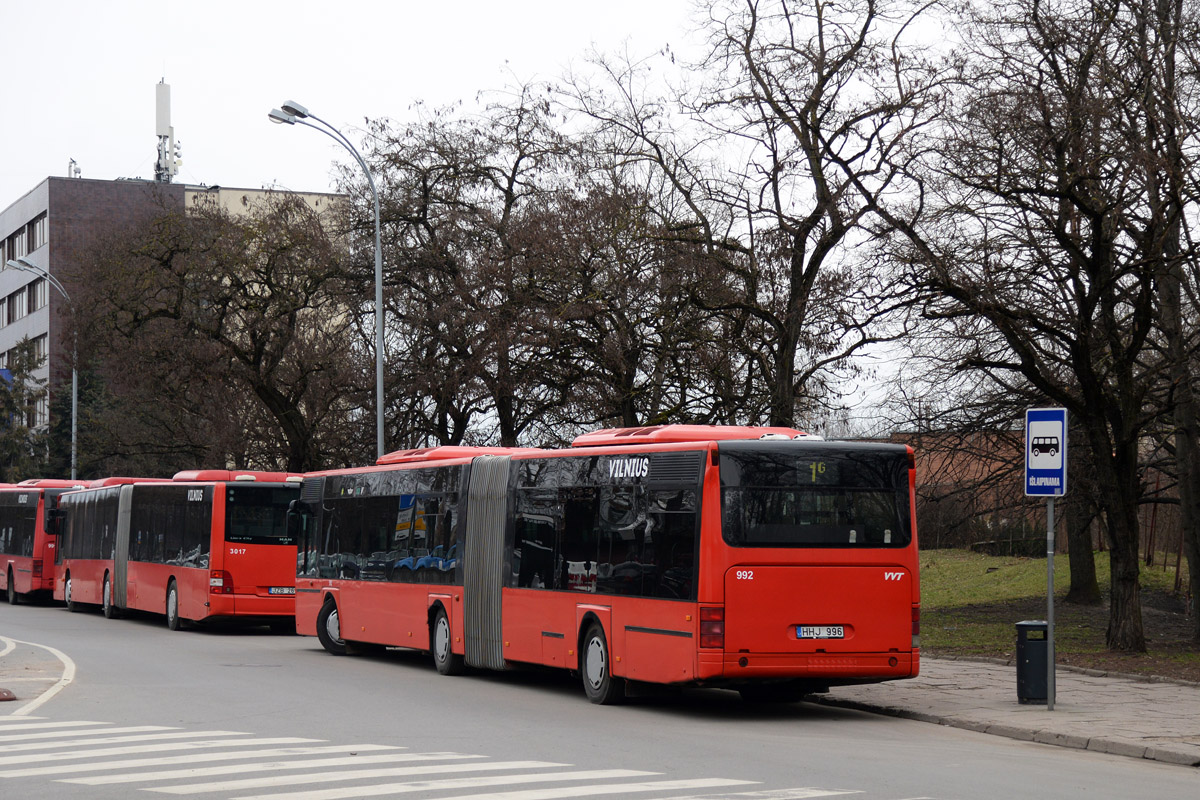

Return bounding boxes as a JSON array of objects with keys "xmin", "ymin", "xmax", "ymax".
[{"xmin": 817, "ymin": 656, "xmax": 1200, "ymax": 767}]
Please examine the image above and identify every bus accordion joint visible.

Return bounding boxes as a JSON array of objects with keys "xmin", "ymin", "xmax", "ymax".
[{"xmin": 699, "ymin": 606, "xmax": 725, "ymax": 649}]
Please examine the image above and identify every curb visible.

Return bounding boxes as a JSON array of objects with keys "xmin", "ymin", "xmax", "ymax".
[{"xmin": 811, "ymin": 693, "xmax": 1200, "ymax": 767}]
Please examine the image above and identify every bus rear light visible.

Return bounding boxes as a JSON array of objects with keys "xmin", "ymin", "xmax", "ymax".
[
  {"xmin": 913, "ymin": 606, "xmax": 921, "ymax": 647},
  {"xmin": 209, "ymin": 570, "xmax": 233, "ymax": 594},
  {"xmin": 31, "ymin": 559, "xmax": 42, "ymax": 577},
  {"xmin": 699, "ymin": 606, "xmax": 725, "ymax": 649}
]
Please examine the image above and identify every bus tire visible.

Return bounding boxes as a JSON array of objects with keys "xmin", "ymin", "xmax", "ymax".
[
  {"xmin": 431, "ymin": 607, "xmax": 464, "ymax": 676},
  {"xmin": 102, "ymin": 575, "xmax": 118, "ymax": 619},
  {"xmin": 166, "ymin": 580, "xmax": 183, "ymax": 631},
  {"xmin": 581, "ymin": 622, "xmax": 625, "ymax": 705},
  {"xmin": 316, "ymin": 599, "xmax": 348, "ymax": 656},
  {"xmin": 64, "ymin": 574, "xmax": 79, "ymax": 612},
  {"xmin": 6, "ymin": 569, "xmax": 17, "ymax": 605}
]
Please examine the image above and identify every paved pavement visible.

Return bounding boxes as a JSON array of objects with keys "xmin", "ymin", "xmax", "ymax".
[{"xmin": 819, "ymin": 656, "xmax": 1200, "ymax": 767}]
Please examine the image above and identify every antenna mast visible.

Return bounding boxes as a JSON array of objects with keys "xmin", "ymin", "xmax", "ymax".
[{"xmin": 154, "ymin": 79, "xmax": 181, "ymax": 182}]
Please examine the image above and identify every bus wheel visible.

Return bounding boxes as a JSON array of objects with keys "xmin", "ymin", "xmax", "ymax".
[
  {"xmin": 316, "ymin": 600, "xmax": 348, "ymax": 656},
  {"xmin": 102, "ymin": 575, "xmax": 118, "ymax": 619},
  {"xmin": 581, "ymin": 622, "xmax": 625, "ymax": 705},
  {"xmin": 65, "ymin": 575, "xmax": 79, "ymax": 612},
  {"xmin": 6, "ymin": 569, "xmax": 17, "ymax": 605},
  {"xmin": 431, "ymin": 607, "xmax": 465, "ymax": 676},
  {"xmin": 166, "ymin": 581, "xmax": 183, "ymax": 631}
]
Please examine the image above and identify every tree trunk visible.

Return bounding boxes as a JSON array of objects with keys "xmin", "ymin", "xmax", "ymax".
[
  {"xmin": 1103, "ymin": 503, "xmax": 1146, "ymax": 652},
  {"xmin": 1064, "ymin": 498, "xmax": 1101, "ymax": 604}
]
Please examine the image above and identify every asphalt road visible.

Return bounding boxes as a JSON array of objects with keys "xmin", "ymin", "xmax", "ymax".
[{"xmin": 2, "ymin": 602, "xmax": 1196, "ymax": 800}]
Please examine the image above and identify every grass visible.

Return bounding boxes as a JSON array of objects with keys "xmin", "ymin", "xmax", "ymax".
[{"xmin": 919, "ymin": 549, "xmax": 1200, "ymax": 681}]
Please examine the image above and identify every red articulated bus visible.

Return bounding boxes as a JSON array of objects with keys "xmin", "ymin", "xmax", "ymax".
[
  {"xmin": 0, "ymin": 479, "xmax": 87, "ymax": 604},
  {"xmin": 291, "ymin": 425, "xmax": 920, "ymax": 703},
  {"xmin": 54, "ymin": 470, "xmax": 302, "ymax": 630}
]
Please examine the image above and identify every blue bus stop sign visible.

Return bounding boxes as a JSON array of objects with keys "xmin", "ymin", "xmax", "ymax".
[{"xmin": 1026, "ymin": 408, "xmax": 1068, "ymax": 496}]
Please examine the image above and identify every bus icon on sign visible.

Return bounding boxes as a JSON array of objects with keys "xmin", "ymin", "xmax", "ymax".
[{"xmin": 1030, "ymin": 436, "xmax": 1059, "ymax": 457}]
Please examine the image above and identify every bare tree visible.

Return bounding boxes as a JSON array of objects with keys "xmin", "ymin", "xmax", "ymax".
[
  {"xmin": 359, "ymin": 88, "xmax": 580, "ymax": 447},
  {"xmin": 565, "ymin": 0, "xmax": 947, "ymax": 427},
  {"xmin": 871, "ymin": 0, "xmax": 1194, "ymax": 650},
  {"xmin": 73, "ymin": 194, "xmax": 365, "ymax": 473}
]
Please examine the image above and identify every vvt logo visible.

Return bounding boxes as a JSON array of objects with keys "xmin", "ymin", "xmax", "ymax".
[{"xmin": 883, "ymin": 571, "xmax": 904, "ymax": 581}]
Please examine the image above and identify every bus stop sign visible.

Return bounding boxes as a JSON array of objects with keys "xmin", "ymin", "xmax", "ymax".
[{"xmin": 1026, "ymin": 408, "xmax": 1067, "ymax": 496}]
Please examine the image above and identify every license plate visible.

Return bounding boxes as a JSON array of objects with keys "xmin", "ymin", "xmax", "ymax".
[
  {"xmin": 797, "ymin": 625, "xmax": 843, "ymax": 639},
  {"xmin": 268, "ymin": 587, "xmax": 295, "ymax": 595}
]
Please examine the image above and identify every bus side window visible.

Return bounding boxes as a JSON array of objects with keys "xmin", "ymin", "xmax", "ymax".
[{"xmin": 514, "ymin": 490, "xmax": 558, "ymax": 590}]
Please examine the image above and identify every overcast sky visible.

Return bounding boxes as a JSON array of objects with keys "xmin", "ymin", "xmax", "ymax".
[{"xmin": 1, "ymin": 0, "xmax": 699, "ymax": 211}]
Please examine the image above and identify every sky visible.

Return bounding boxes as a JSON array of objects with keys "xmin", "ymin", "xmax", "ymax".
[{"xmin": 0, "ymin": 0, "xmax": 700, "ymax": 211}]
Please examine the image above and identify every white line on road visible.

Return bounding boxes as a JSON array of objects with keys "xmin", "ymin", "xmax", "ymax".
[
  {"xmin": 0, "ymin": 724, "xmax": 176, "ymax": 742},
  {"xmin": 429, "ymin": 781, "xmax": 770, "ymax": 800},
  {"xmin": 150, "ymin": 759, "xmax": 571, "ymax": 794},
  {"xmin": 233, "ymin": 770, "xmax": 664, "ymax": 800},
  {"xmin": 67, "ymin": 751, "xmax": 483, "ymax": 785},
  {"xmin": 0, "ymin": 743, "xmax": 395, "ymax": 777},
  {"xmin": 0, "ymin": 736, "xmax": 321, "ymax": 765},
  {"xmin": 653, "ymin": 790, "xmax": 861, "ymax": 800},
  {"xmin": 0, "ymin": 720, "xmax": 105, "ymax": 733},
  {"xmin": 0, "ymin": 729, "xmax": 248, "ymax": 752},
  {"xmin": 0, "ymin": 636, "xmax": 76, "ymax": 716}
]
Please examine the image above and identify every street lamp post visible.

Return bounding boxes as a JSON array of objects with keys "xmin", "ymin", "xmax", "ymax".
[
  {"xmin": 4, "ymin": 257, "xmax": 77, "ymax": 480},
  {"xmin": 268, "ymin": 101, "xmax": 386, "ymax": 461}
]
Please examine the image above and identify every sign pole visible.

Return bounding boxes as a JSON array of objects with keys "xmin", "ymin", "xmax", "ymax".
[
  {"xmin": 1025, "ymin": 407, "xmax": 1066, "ymax": 712},
  {"xmin": 1047, "ymin": 497, "xmax": 1055, "ymax": 711}
]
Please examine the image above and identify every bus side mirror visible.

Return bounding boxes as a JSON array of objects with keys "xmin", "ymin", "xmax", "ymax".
[
  {"xmin": 46, "ymin": 508, "xmax": 65, "ymax": 536},
  {"xmin": 286, "ymin": 499, "xmax": 311, "ymax": 541}
]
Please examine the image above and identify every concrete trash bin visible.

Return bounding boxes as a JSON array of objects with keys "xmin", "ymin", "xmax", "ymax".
[{"xmin": 1015, "ymin": 620, "xmax": 1048, "ymax": 704}]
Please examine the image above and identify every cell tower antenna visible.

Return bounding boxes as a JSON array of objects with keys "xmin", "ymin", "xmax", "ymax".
[{"xmin": 154, "ymin": 79, "xmax": 182, "ymax": 183}]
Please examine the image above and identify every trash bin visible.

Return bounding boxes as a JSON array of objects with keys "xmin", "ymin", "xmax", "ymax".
[{"xmin": 1015, "ymin": 620, "xmax": 1048, "ymax": 704}]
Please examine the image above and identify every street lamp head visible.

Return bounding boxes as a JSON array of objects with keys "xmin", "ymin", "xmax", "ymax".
[
  {"xmin": 280, "ymin": 100, "xmax": 310, "ymax": 119},
  {"xmin": 5, "ymin": 257, "xmax": 37, "ymax": 272},
  {"xmin": 268, "ymin": 108, "xmax": 296, "ymax": 125}
]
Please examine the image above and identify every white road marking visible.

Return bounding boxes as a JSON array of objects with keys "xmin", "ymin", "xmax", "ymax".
[
  {"xmin": 0, "ymin": 720, "xmax": 105, "ymax": 733},
  {"xmin": 152, "ymin": 759, "xmax": 572, "ymax": 794},
  {"xmin": 234, "ymin": 770, "xmax": 667, "ymax": 800},
  {"xmin": 0, "ymin": 736, "xmax": 320, "ymax": 765},
  {"xmin": 0, "ymin": 743, "xmax": 397, "ymax": 778},
  {"xmin": 430, "ymin": 780, "xmax": 768, "ymax": 800},
  {"xmin": 0, "ymin": 729, "xmax": 248, "ymax": 752},
  {"xmin": 0, "ymin": 636, "xmax": 76, "ymax": 716},
  {"xmin": 67, "ymin": 751, "xmax": 483, "ymax": 785},
  {"xmin": 0, "ymin": 724, "xmax": 176, "ymax": 742},
  {"xmin": 654, "ymin": 790, "xmax": 860, "ymax": 800}
]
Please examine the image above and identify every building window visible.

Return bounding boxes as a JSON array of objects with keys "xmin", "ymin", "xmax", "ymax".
[
  {"xmin": 31, "ymin": 334, "xmax": 47, "ymax": 364},
  {"xmin": 7, "ymin": 289, "xmax": 26, "ymax": 325},
  {"xmin": 28, "ymin": 279, "xmax": 48, "ymax": 313},
  {"xmin": 0, "ymin": 297, "xmax": 6, "ymax": 328},
  {"xmin": 29, "ymin": 214, "xmax": 47, "ymax": 252},
  {"xmin": 7, "ymin": 229, "xmax": 26, "ymax": 261}
]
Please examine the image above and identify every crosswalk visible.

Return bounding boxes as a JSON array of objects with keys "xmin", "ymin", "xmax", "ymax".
[{"xmin": 0, "ymin": 716, "xmax": 875, "ymax": 800}]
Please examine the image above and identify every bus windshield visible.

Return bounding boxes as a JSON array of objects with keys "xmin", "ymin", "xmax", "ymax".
[
  {"xmin": 225, "ymin": 486, "xmax": 297, "ymax": 546},
  {"xmin": 719, "ymin": 442, "xmax": 912, "ymax": 548}
]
